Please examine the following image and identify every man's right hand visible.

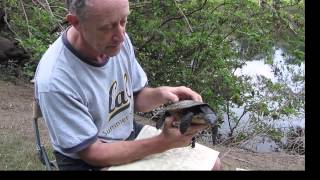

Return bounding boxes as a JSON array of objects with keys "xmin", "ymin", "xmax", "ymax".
[{"xmin": 159, "ymin": 116, "xmax": 206, "ymax": 149}]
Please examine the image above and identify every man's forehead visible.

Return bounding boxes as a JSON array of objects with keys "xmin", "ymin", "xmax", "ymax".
[
  {"xmin": 86, "ymin": 0, "xmax": 129, "ymax": 18},
  {"xmin": 87, "ymin": 0, "xmax": 129, "ymax": 10}
]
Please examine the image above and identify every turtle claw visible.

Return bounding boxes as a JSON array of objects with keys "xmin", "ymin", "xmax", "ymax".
[{"xmin": 191, "ymin": 137, "xmax": 196, "ymax": 148}]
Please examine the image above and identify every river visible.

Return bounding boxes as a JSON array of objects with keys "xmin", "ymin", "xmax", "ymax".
[{"xmin": 218, "ymin": 48, "xmax": 305, "ymax": 153}]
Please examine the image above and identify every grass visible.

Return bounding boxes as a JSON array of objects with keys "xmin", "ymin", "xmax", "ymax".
[
  {"xmin": 0, "ymin": 79, "xmax": 52, "ymax": 170},
  {"xmin": 0, "ymin": 118, "xmax": 56, "ymax": 170},
  {"xmin": 0, "ymin": 131, "xmax": 46, "ymax": 170}
]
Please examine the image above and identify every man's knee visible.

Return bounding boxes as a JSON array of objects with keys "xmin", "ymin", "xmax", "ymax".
[{"xmin": 212, "ymin": 157, "xmax": 222, "ymax": 170}]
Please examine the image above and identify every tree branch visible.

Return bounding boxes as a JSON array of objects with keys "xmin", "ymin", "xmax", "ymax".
[
  {"xmin": 141, "ymin": 0, "xmax": 208, "ymax": 48},
  {"xmin": 160, "ymin": 0, "xmax": 207, "ymax": 28},
  {"xmin": 20, "ymin": 0, "xmax": 31, "ymax": 38},
  {"xmin": 1, "ymin": 3, "xmax": 18, "ymax": 37},
  {"xmin": 130, "ymin": 1, "xmax": 152, "ymax": 9},
  {"xmin": 174, "ymin": 0, "xmax": 193, "ymax": 33}
]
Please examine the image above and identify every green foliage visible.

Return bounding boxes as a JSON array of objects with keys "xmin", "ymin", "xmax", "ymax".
[
  {"xmin": 3, "ymin": 0, "xmax": 66, "ymax": 79},
  {"xmin": 19, "ymin": 37, "xmax": 49, "ymax": 77},
  {"xmin": 235, "ymin": 132, "xmax": 247, "ymax": 142}
]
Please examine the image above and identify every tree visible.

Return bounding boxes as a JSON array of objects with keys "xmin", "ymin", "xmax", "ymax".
[{"xmin": 128, "ymin": 0, "xmax": 304, "ymax": 144}]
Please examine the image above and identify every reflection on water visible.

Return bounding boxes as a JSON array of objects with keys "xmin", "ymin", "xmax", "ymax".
[
  {"xmin": 220, "ymin": 49, "xmax": 305, "ymax": 153},
  {"xmin": 240, "ymin": 135, "xmax": 280, "ymax": 153},
  {"xmin": 235, "ymin": 60, "xmax": 275, "ymax": 81}
]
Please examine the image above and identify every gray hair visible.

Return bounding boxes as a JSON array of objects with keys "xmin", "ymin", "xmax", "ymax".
[{"xmin": 66, "ymin": 0, "xmax": 88, "ymax": 21}]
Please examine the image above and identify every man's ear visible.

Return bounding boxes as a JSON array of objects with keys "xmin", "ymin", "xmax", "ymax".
[{"xmin": 66, "ymin": 13, "xmax": 80, "ymax": 31}]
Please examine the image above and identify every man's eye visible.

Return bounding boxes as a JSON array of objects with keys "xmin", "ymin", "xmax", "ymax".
[
  {"xmin": 105, "ymin": 25, "xmax": 113, "ymax": 30},
  {"xmin": 100, "ymin": 25, "xmax": 112, "ymax": 31}
]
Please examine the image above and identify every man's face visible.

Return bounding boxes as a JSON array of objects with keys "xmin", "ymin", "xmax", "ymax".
[{"xmin": 78, "ymin": 0, "xmax": 129, "ymax": 57}]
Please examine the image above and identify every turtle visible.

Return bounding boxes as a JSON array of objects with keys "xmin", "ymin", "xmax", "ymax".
[{"xmin": 156, "ymin": 100, "xmax": 218, "ymax": 148}]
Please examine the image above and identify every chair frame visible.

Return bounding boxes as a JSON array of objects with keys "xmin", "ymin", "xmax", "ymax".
[{"xmin": 32, "ymin": 100, "xmax": 58, "ymax": 170}]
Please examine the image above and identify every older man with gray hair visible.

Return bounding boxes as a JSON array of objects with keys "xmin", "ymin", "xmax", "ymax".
[{"xmin": 34, "ymin": 0, "xmax": 221, "ymax": 170}]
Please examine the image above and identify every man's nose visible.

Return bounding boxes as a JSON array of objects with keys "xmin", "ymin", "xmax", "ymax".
[{"xmin": 112, "ymin": 24, "xmax": 125, "ymax": 43}]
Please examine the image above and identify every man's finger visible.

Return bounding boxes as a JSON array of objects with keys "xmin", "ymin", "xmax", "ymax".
[
  {"xmin": 183, "ymin": 124, "xmax": 208, "ymax": 135},
  {"xmin": 164, "ymin": 116, "xmax": 176, "ymax": 129}
]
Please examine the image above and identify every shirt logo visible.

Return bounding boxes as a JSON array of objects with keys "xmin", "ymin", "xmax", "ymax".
[{"xmin": 108, "ymin": 73, "xmax": 132, "ymax": 120}]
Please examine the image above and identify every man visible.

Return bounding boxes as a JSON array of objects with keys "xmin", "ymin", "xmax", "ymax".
[{"xmin": 34, "ymin": 0, "xmax": 221, "ymax": 170}]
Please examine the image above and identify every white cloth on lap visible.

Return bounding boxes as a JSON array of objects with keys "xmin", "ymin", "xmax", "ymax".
[{"xmin": 107, "ymin": 125, "xmax": 220, "ymax": 170}]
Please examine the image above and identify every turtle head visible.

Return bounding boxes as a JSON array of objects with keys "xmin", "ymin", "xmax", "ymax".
[
  {"xmin": 202, "ymin": 112, "xmax": 217, "ymax": 126},
  {"xmin": 199, "ymin": 105, "xmax": 217, "ymax": 126}
]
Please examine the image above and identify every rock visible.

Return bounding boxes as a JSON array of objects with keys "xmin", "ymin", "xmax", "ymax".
[{"xmin": 0, "ymin": 36, "xmax": 29, "ymax": 64}]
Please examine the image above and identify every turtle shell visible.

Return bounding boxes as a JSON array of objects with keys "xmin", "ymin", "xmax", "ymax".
[
  {"xmin": 164, "ymin": 100, "xmax": 208, "ymax": 112},
  {"xmin": 164, "ymin": 100, "xmax": 215, "ymax": 126},
  {"xmin": 155, "ymin": 100, "xmax": 216, "ymax": 131}
]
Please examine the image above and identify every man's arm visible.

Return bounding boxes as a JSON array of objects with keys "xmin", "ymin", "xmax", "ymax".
[
  {"xmin": 79, "ymin": 86, "xmax": 205, "ymax": 167},
  {"xmin": 78, "ymin": 132, "xmax": 168, "ymax": 167},
  {"xmin": 78, "ymin": 117, "xmax": 204, "ymax": 167},
  {"xmin": 134, "ymin": 86, "xmax": 203, "ymax": 112}
]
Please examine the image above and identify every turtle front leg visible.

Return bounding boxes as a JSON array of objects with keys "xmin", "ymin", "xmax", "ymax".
[
  {"xmin": 156, "ymin": 111, "xmax": 171, "ymax": 129},
  {"xmin": 179, "ymin": 111, "xmax": 197, "ymax": 148},
  {"xmin": 179, "ymin": 111, "xmax": 194, "ymax": 134}
]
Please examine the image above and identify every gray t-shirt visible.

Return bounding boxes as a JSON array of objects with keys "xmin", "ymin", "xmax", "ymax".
[{"xmin": 34, "ymin": 30, "xmax": 148, "ymax": 159}]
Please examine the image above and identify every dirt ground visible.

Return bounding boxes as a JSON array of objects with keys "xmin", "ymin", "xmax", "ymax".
[{"xmin": 0, "ymin": 79, "xmax": 305, "ymax": 170}]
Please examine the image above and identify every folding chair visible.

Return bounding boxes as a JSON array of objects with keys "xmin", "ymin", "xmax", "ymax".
[{"xmin": 32, "ymin": 89, "xmax": 58, "ymax": 170}]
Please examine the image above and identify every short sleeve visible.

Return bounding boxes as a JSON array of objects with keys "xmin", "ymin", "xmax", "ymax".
[{"xmin": 38, "ymin": 91, "xmax": 98, "ymax": 153}]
